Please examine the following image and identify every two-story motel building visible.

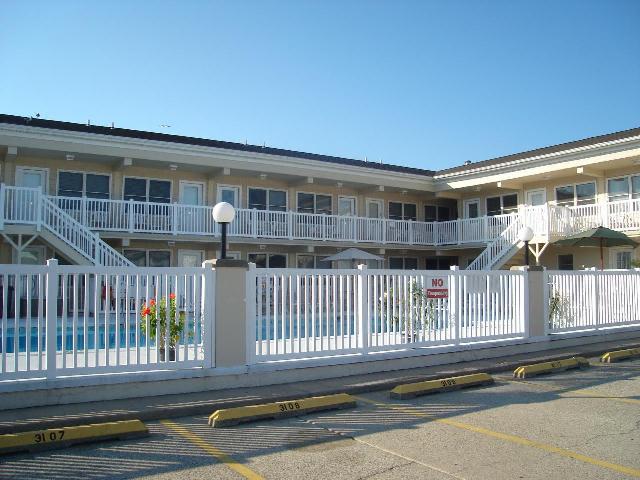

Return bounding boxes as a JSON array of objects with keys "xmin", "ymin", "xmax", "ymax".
[{"xmin": 0, "ymin": 114, "xmax": 638, "ymax": 271}]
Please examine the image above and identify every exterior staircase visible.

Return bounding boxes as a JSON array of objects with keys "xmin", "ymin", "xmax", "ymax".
[
  {"xmin": 1, "ymin": 185, "xmax": 132, "ymax": 266},
  {"xmin": 467, "ymin": 213, "xmax": 525, "ymax": 270}
]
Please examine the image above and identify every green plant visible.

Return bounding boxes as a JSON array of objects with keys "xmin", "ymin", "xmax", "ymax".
[
  {"xmin": 631, "ymin": 259, "xmax": 640, "ymax": 268},
  {"xmin": 140, "ymin": 293, "xmax": 187, "ymax": 350},
  {"xmin": 548, "ymin": 288, "xmax": 574, "ymax": 329},
  {"xmin": 380, "ymin": 280, "xmax": 438, "ymax": 333}
]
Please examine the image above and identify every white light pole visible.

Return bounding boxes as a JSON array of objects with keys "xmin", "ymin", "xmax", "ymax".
[
  {"xmin": 212, "ymin": 202, "xmax": 236, "ymax": 260},
  {"xmin": 518, "ymin": 226, "xmax": 534, "ymax": 266}
]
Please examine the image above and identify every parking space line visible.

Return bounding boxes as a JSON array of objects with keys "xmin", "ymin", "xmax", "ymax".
[
  {"xmin": 353, "ymin": 396, "xmax": 640, "ymax": 478},
  {"xmin": 160, "ymin": 419, "xmax": 264, "ymax": 480},
  {"xmin": 494, "ymin": 375, "xmax": 640, "ymax": 406}
]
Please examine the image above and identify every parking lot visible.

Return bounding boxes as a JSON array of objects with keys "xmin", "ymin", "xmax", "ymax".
[{"xmin": 1, "ymin": 357, "xmax": 639, "ymax": 480}]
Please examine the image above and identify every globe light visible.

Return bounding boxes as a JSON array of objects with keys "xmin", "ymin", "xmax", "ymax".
[
  {"xmin": 212, "ymin": 202, "xmax": 236, "ymax": 224},
  {"xmin": 518, "ymin": 226, "xmax": 534, "ymax": 266}
]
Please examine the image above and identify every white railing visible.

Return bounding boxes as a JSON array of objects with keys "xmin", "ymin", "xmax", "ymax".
[
  {"xmin": 467, "ymin": 213, "xmax": 521, "ymax": 270},
  {"xmin": 2, "ymin": 186, "xmax": 132, "ymax": 267},
  {"xmin": 546, "ymin": 270, "xmax": 640, "ymax": 334},
  {"xmin": 248, "ymin": 267, "xmax": 526, "ymax": 362},
  {"xmin": 0, "ymin": 262, "xmax": 214, "ymax": 379}
]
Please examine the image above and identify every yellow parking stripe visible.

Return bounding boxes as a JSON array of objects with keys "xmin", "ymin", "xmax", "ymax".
[
  {"xmin": 354, "ymin": 396, "xmax": 640, "ymax": 478},
  {"xmin": 160, "ymin": 419, "xmax": 264, "ymax": 480}
]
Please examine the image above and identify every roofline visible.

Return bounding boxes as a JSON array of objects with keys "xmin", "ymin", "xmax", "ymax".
[{"xmin": 0, "ymin": 114, "xmax": 436, "ymax": 177}]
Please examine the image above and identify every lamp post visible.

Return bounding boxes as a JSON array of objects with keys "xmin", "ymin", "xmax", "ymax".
[
  {"xmin": 212, "ymin": 202, "xmax": 236, "ymax": 260},
  {"xmin": 518, "ymin": 226, "xmax": 534, "ymax": 267}
]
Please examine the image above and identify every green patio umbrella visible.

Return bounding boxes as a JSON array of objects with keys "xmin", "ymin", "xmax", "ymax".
[{"xmin": 554, "ymin": 226, "xmax": 638, "ymax": 270}]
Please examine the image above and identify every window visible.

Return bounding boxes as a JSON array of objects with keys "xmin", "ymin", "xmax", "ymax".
[
  {"xmin": 555, "ymin": 182, "xmax": 596, "ymax": 206},
  {"xmin": 58, "ymin": 172, "xmax": 110, "ymax": 198},
  {"xmin": 389, "ymin": 257, "xmax": 418, "ymax": 270},
  {"xmin": 426, "ymin": 256, "xmax": 459, "ymax": 270},
  {"xmin": 297, "ymin": 255, "xmax": 331, "ymax": 269},
  {"xmin": 607, "ymin": 175, "xmax": 640, "ymax": 202},
  {"xmin": 124, "ymin": 177, "xmax": 171, "ymax": 203},
  {"xmin": 19, "ymin": 246, "xmax": 45, "ymax": 265},
  {"xmin": 389, "ymin": 202, "xmax": 417, "ymax": 221},
  {"xmin": 218, "ymin": 185, "xmax": 240, "ymax": 207},
  {"xmin": 486, "ymin": 194, "xmax": 518, "ymax": 216},
  {"xmin": 338, "ymin": 196, "xmax": 356, "ymax": 216},
  {"xmin": 464, "ymin": 199, "xmax": 480, "ymax": 219},
  {"xmin": 297, "ymin": 193, "xmax": 332, "ymax": 215},
  {"xmin": 558, "ymin": 254, "xmax": 573, "ymax": 271},
  {"xmin": 123, "ymin": 249, "xmax": 171, "ymax": 267},
  {"xmin": 248, "ymin": 188, "xmax": 287, "ymax": 211},
  {"xmin": 248, "ymin": 253, "xmax": 287, "ymax": 268},
  {"xmin": 366, "ymin": 199, "xmax": 383, "ymax": 218},
  {"xmin": 614, "ymin": 251, "xmax": 632, "ymax": 269},
  {"xmin": 425, "ymin": 205, "xmax": 452, "ymax": 222}
]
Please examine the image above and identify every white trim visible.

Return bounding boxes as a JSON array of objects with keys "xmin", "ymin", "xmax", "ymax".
[
  {"xmin": 296, "ymin": 191, "xmax": 333, "ymax": 214},
  {"xmin": 485, "ymin": 192, "xmax": 519, "ymax": 215},
  {"xmin": 605, "ymin": 173, "xmax": 640, "ymax": 201},
  {"xmin": 525, "ymin": 188, "xmax": 546, "ymax": 206},
  {"xmin": 122, "ymin": 175, "xmax": 173, "ymax": 202},
  {"xmin": 15, "ymin": 166, "xmax": 49, "ymax": 193},
  {"xmin": 553, "ymin": 180, "xmax": 597, "ymax": 206},
  {"xmin": 247, "ymin": 186, "xmax": 288, "ymax": 211},
  {"xmin": 463, "ymin": 198, "xmax": 480, "ymax": 218},
  {"xmin": 337, "ymin": 195, "xmax": 357, "ymax": 216},
  {"xmin": 178, "ymin": 180, "xmax": 205, "ymax": 206},
  {"xmin": 365, "ymin": 198, "xmax": 384, "ymax": 218},
  {"xmin": 216, "ymin": 184, "xmax": 242, "ymax": 208}
]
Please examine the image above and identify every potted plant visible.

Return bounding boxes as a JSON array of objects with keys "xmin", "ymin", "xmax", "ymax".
[{"xmin": 140, "ymin": 293, "xmax": 186, "ymax": 361}]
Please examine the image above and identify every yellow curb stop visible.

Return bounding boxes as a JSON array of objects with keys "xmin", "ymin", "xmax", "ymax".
[
  {"xmin": 0, "ymin": 420, "xmax": 148, "ymax": 455},
  {"xmin": 513, "ymin": 357, "xmax": 589, "ymax": 378},
  {"xmin": 600, "ymin": 347, "xmax": 640, "ymax": 363},
  {"xmin": 390, "ymin": 373, "xmax": 494, "ymax": 399},
  {"xmin": 208, "ymin": 393, "xmax": 357, "ymax": 428}
]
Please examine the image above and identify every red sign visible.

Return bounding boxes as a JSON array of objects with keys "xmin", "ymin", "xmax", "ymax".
[{"xmin": 426, "ymin": 288, "xmax": 448, "ymax": 299}]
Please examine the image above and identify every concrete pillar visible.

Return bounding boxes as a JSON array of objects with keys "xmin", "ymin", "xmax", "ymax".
[
  {"xmin": 512, "ymin": 265, "xmax": 545, "ymax": 338},
  {"xmin": 213, "ymin": 259, "xmax": 250, "ymax": 368}
]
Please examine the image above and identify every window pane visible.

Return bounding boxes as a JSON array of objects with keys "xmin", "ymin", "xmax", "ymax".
[
  {"xmin": 269, "ymin": 254, "xmax": 287, "ymax": 268},
  {"xmin": 425, "ymin": 257, "xmax": 438, "ymax": 270},
  {"xmin": 389, "ymin": 257, "xmax": 404, "ymax": 270},
  {"xmin": 616, "ymin": 252, "xmax": 632, "ymax": 269},
  {"xmin": 424, "ymin": 205, "xmax": 437, "ymax": 222},
  {"xmin": 555, "ymin": 186, "xmax": 574, "ymax": 206},
  {"xmin": 297, "ymin": 193, "xmax": 314, "ymax": 214},
  {"xmin": 248, "ymin": 188, "xmax": 267, "ymax": 210},
  {"xmin": 576, "ymin": 182, "xmax": 596, "ymax": 205},
  {"xmin": 86, "ymin": 174, "xmax": 110, "ymax": 199},
  {"xmin": 297, "ymin": 255, "xmax": 315, "ymax": 269},
  {"xmin": 248, "ymin": 253, "xmax": 267, "ymax": 268},
  {"xmin": 608, "ymin": 177, "xmax": 629, "ymax": 202},
  {"xmin": 558, "ymin": 254, "xmax": 573, "ymax": 270},
  {"xmin": 149, "ymin": 180, "xmax": 171, "ymax": 203},
  {"xmin": 58, "ymin": 172, "xmax": 83, "ymax": 197},
  {"xmin": 403, "ymin": 204, "xmax": 417, "ymax": 221},
  {"xmin": 317, "ymin": 257, "xmax": 332, "ymax": 269},
  {"xmin": 338, "ymin": 197, "xmax": 355, "ymax": 216},
  {"xmin": 502, "ymin": 194, "xmax": 518, "ymax": 213},
  {"xmin": 632, "ymin": 176, "xmax": 640, "ymax": 199},
  {"xmin": 220, "ymin": 188, "xmax": 238, "ymax": 207},
  {"xmin": 269, "ymin": 190, "xmax": 287, "ymax": 211},
  {"xmin": 149, "ymin": 250, "xmax": 170, "ymax": 267},
  {"xmin": 486, "ymin": 197, "xmax": 501, "ymax": 216},
  {"xmin": 124, "ymin": 178, "xmax": 147, "ymax": 202},
  {"xmin": 404, "ymin": 258, "xmax": 418, "ymax": 270},
  {"xmin": 316, "ymin": 195, "xmax": 332, "ymax": 215},
  {"xmin": 466, "ymin": 202, "xmax": 479, "ymax": 218},
  {"xmin": 438, "ymin": 206, "xmax": 451, "ymax": 221},
  {"xmin": 388, "ymin": 202, "xmax": 402, "ymax": 220},
  {"xmin": 123, "ymin": 250, "xmax": 147, "ymax": 267}
]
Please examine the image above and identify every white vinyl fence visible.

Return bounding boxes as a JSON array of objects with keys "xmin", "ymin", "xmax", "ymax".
[
  {"xmin": 0, "ymin": 262, "xmax": 214, "ymax": 379},
  {"xmin": 248, "ymin": 268, "xmax": 526, "ymax": 362},
  {"xmin": 546, "ymin": 270, "xmax": 640, "ymax": 333}
]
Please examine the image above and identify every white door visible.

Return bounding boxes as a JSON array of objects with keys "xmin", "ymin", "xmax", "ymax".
[
  {"xmin": 178, "ymin": 250, "xmax": 204, "ymax": 267},
  {"xmin": 338, "ymin": 196, "xmax": 356, "ymax": 216},
  {"xmin": 464, "ymin": 199, "xmax": 480, "ymax": 218},
  {"xmin": 366, "ymin": 199, "xmax": 383, "ymax": 218},
  {"xmin": 526, "ymin": 189, "xmax": 546, "ymax": 206},
  {"xmin": 180, "ymin": 182, "xmax": 204, "ymax": 205},
  {"xmin": 218, "ymin": 185, "xmax": 240, "ymax": 207},
  {"xmin": 16, "ymin": 167, "xmax": 48, "ymax": 192}
]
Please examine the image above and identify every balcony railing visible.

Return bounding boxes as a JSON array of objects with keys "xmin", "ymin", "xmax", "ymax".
[{"xmin": 47, "ymin": 195, "xmax": 521, "ymax": 246}]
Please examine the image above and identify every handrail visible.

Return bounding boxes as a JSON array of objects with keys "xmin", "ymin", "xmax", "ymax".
[{"xmin": 466, "ymin": 213, "xmax": 523, "ymax": 270}]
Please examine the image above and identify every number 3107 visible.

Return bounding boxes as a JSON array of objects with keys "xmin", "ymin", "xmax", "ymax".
[{"xmin": 34, "ymin": 430, "xmax": 65, "ymax": 443}]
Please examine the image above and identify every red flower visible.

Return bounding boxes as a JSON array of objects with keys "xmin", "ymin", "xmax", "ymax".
[
  {"xmin": 142, "ymin": 307, "xmax": 151, "ymax": 316},
  {"xmin": 149, "ymin": 299, "xmax": 156, "ymax": 306},
  {"xmin": 169, "ymin": 293, "xmax": 176, "ymax": 300}
]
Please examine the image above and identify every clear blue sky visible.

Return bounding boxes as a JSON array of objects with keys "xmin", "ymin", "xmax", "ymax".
[{"xmin": 1, "ymin": 0, "xmax": 639, "ymax": 171}]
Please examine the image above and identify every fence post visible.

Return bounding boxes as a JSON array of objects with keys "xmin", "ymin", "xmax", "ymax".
[
  {"xmin": 172, "ymin": 203, "xmax": 178, "ymax": 235},
  {"xmin": 450, "ymin": 266, "xmax": 460, "ymax": 344},
  {"xmin": 512, "ymin": 265, "xmax": 545, "ymax": 338},
  {"xmin": 201, "ymin": 260, "xmax": 216, "ymax": 368},
  {"xmin": 593, "ymin": 270, "xmax": 600, "ymax": 330},
  {"xmin": 357, "ymin": 264, "xmax": 369, "ymax": 352},
  {"xmin": 213, "ymin": 259, "xmax": 250, "ymax": 368},
  {"xmin": 45, "ymin": 259, "xmax": 59, "ymax": 379},
  {"xmin": 81, "ymin": 196, "xmax": 87, "ymax": 227},
  {"xmin": 35, "ymin": 189, "xmax": 42, "ymax": 232},
  {"xmin": 0, "ymin": 183, "xmax": 5, "ymax": 230},
  {"xmin": 245, "ymin": 263, "xmax": 257, "ymax": 364}
]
